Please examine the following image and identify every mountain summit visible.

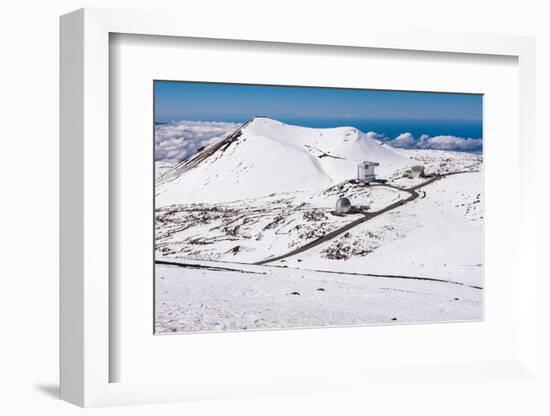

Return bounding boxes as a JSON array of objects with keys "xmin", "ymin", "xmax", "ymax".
[{"xmin": 156, "ymin": 117, "xmax": 412, "ymax": 205}]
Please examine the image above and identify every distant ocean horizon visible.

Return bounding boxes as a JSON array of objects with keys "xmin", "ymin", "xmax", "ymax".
[
  {"xmin": 156, "ymin": 117, "xmax": 482, "ymax": 141},
  {"xmin": 285, "ymin": 117, "xmax": 482, "ymax": 140}
]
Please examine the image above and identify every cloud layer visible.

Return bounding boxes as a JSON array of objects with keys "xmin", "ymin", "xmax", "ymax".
[
  {"xmin": 385, "ymin": 132, "xmax": 482, "ymax": 152},
  {"xmin": 155, "ymin": 120, "xmax": 240, "ymax": 162},
  {"xmin": 155, "ymin": 120, "xmax": 483, "ymax": 164}
]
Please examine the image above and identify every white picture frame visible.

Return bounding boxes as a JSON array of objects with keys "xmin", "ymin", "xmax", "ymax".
[{"xmin": 60, "ymin": 7, "xmax": 537, "ymax": 407}]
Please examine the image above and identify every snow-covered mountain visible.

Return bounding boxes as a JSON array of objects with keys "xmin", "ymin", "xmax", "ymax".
[
  {"xmin": 154, "ymin": 117, "xmax": 482, "ymax": 267},
  {"xmin": 154, "ymin": 117, "xmax": 483, "ymax": 333},
  {"xmin": 156, "ymin": 117, "xmax": 413, "ymax": 206}
]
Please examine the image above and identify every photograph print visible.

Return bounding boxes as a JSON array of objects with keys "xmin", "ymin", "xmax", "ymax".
[{"xmin": 154, "ymin": 81, "xmax": 483, "ymax": 334}]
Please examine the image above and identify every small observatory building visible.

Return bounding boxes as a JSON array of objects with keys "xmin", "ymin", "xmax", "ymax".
[
  {"xmin": 335, "ymin": 197, "xmax": 352, "ymax": 214},
  {"xmin": 357, "ymin": 161, "xmax": 380, "ymax": 183}
]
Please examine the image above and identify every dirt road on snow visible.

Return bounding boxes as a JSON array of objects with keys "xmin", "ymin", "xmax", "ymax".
[{"xmin": 254, "ymin": 171, "xmax": 474, "ymax": 265}]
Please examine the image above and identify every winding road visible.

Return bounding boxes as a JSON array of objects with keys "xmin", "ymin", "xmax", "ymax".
[{"xmin": 254, "ymin": 171, "xmax": 472, "ymax": 266}]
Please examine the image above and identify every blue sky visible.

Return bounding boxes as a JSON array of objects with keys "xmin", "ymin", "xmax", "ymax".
[{"xmin": 154, "ymin": 81, "xmax": 483, "ymax": 124}]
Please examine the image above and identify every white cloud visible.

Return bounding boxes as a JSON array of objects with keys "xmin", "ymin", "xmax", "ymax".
[
  {"xmin": 363, "ymin": 131, "xmax": 386, "ymax": 143},
  {"xmin": 155, "ymin": 120, "xmax": 240, "ymax": 162},
  {"xmin": 388, "ymin": 132, "xmax": 482, "ymax": 152},
  {"xmin": 390, "ymin": 132, "xmax": 416, "ymax": 148}
]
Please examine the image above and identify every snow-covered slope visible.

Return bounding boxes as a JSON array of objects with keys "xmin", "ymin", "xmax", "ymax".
[
  {"xmin": 155, "ymin": 161, "xmax": 176, "ymax": 179},
  {"xmin": 153, "ymin": 118, "xmax": 484, "ymax": 332},
  {"xmin": 156, "ymin": 117, "xmax": 412, "ymax": 206},
  {"xmin": 156, "ymin": 259, "xmax": 482, "ymax": 333},
  {"xmin": 277, "ymin": 172, "xmax": 483, "ymax": 286}
]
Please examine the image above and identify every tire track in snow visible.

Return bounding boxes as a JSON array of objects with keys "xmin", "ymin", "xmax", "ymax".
[{"xmin": 155, "ymin": 258, "xmax": 482, "ymax": 290}]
